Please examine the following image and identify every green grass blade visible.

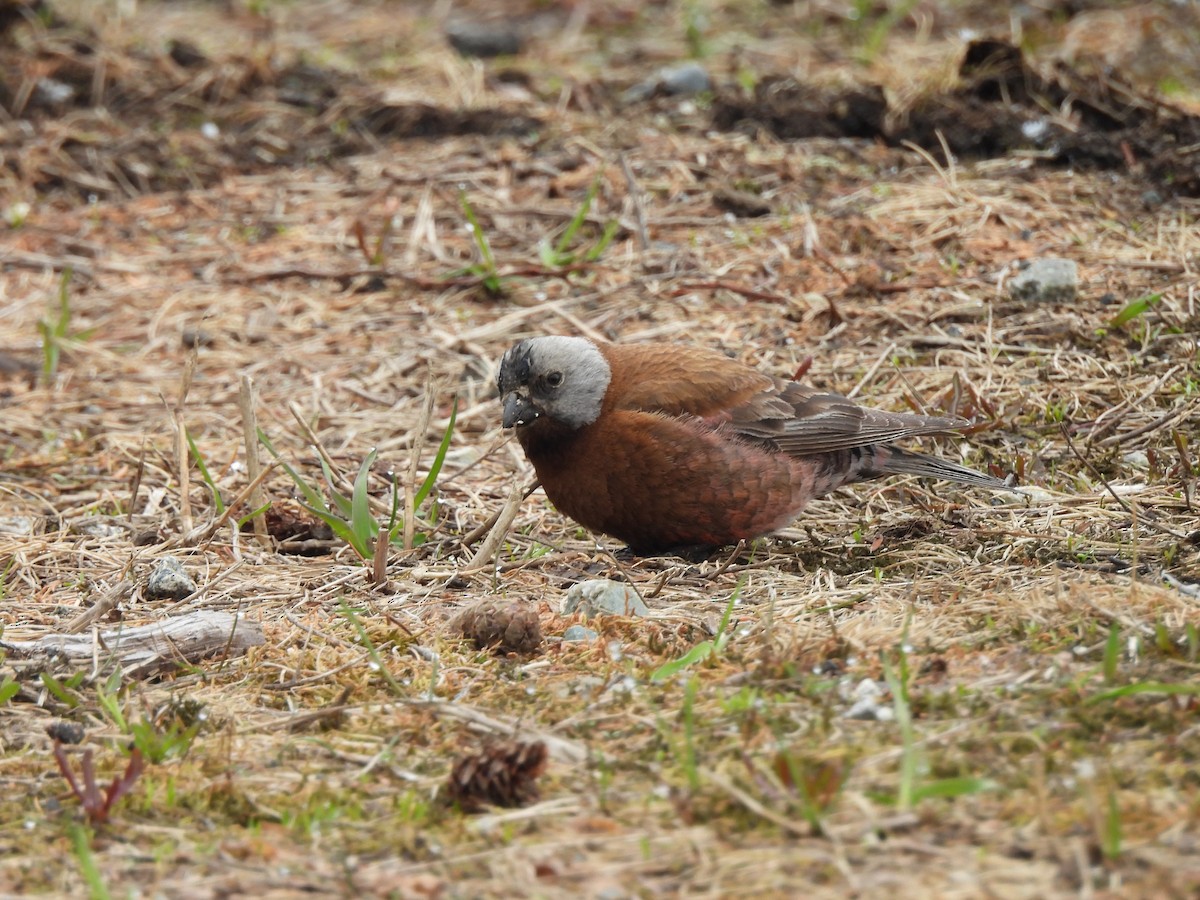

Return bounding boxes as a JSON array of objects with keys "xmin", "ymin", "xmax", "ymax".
[
  {"xmin": 682, "ymin": 676, "xmax": 700, "ymax": 791},
  {"xmin": 459, "ymin": 192, "xmax": 496, "ymax": 274},
  {"xmin": 650, "ymin": 641, "xmax": 714, "ymax": 682},
  {"xmin": 1109, "ymin": 293, "xmax": 1161, "ymax": 328},
  {"xmin": 40, "ymin": 268, "xmax": 73, "ymax": 385},
  {"xmin": 38, "ymin": 321, "xmax": 58, "ymax": 386},
  {"xmin": 338, "ymin": 601, "xmax": 406, "ymax": 696},
  {"xmin": 349, "ymin": 451, "xmax": 378, "ymax": 553},
  {"xmin": 414, "ymin": 398, "xmax": 457, "ymax": 510},
  {"xmin": 386, "ymin": 471, "xmax": 402, "ymax": 534},
  {"xmin": 297, "ymin": 501, "xmax": 359, "ymax": 548},
  {"xmin": 1087, "ymin": 681, "xmax": 1200, "ymax": 704},
  {"xmin": 583, "ymin": 219, "xmax": 621, "ymax": 262},
  {"xmin": 41, "ymin": 672, "xmax": 79, "ymax": 709},
  {"xmin": 236, "ymin": 502, "xmax": 272, "ymax": 529},
  {"xmin": 555, "ymin": 177, "xmax": 599, "ymax": 255},
  {"xmin": 712, "ymin": 576, "xmax": 745, "ymax": 649},
  {"xmin": 911, "ymin": 777, "xmax": 994, "ymax": 803},
  {"xmin": 68, "ymin": 823, "xmax": 111, "ymax": 900},
  {"xmin": 538, "ymin": 238, "xmax": 564, "ymax": 268},
  {"xmin": 185, "ymin": 428, "xmax": 226, "ymax": 515},
  {"xmin": 259, "ymin": 429, "xmax": 332, "ymax": 515},
  {"xmin": 96, "ymin": 670, "xmax": 127, "ymax": 732},
  {"xmin": 882, "ymin": 649, "xmax": 916, "ymax": 810},
  {"xmin": 1102, "ymin": 622, "xmax": 1120, "ymax": 684},
  {"xmin": 1103, "ymin": 787, "xmax": 1123, "ymax": 859},
  {"xmin": 319, "ymin": 456, "xmax": 354, "ymax": 518}
]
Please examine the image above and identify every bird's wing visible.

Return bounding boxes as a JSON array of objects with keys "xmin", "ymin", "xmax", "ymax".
[
  {"xmin": 728, "ymin": 380, "xmax": 969, "ymax": 455},
  {"xmin": 599, "ymin": 342, "xmax": 775, "ymax": 417},
  {"xmin": 599, "ymin": 342, "xmax": 967, "ymax": 454}
]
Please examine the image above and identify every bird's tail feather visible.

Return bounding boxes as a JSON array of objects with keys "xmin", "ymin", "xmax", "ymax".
[{"xmin": 877, "ymin": 446, "xmax": 1013, "ymax": 491}]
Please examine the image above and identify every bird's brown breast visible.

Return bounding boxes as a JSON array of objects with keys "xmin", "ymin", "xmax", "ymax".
[{"xmin": 519, "ymin": 409, "xmax": 814, "ymax": 553}]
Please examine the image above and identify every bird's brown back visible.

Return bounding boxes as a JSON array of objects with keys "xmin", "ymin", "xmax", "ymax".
[{"xmin": 598, "ymin": 342, "xmax": 773, "ymax": 419}]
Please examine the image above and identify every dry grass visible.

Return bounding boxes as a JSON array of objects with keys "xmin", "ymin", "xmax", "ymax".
[{"xmin": 1, "ymin": 1, "xmax": 1199, "ymax": 897}]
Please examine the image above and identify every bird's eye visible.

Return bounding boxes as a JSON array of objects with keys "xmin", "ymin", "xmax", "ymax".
[{"xmin": 546, "ymin": 371, "xmax": 564, "ymax": 387}]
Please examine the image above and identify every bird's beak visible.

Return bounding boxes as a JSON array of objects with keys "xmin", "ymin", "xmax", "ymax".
[{"xmin": 502, "ymin": 391, "xmax": 540, "ymax": 429}]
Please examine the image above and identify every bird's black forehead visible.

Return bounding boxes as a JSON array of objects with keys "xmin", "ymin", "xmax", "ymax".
[{"xmin": 497, "ymin": 340, "xmax": 535, "ymax": 395}]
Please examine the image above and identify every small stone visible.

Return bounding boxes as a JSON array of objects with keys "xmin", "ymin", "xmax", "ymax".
[
  {"xmin": 72, "ymin": 519, "xmax": 126, "ymax": 540},
  {"xmin": 168, "ymin": 39, "xmax": 208, "ymax": 68},
  {"xmin": 35, "ymin": 77, "xmax": 74, "ymax": 107},
  {"xmin": 145, "ymin": 556, "xmax": 198, "ymax": 601},
  {"xmin": 181, "ymin": 329, "xmax": 213, "ymax": 349},
  {"xmin": 622, "ymin": 62, "xmax": 711, "ymax": 103},
  {"xmin": 1122, "ymin": 450, "xmax": 1150, "ymax": 470},
  {"xmin": 1020, "ymin": 118, "xmax": 1050, "ymax": 142},
  {"xmin": 445, "ymin": 22, "xmax": 522, "ymax": 58},
  {"xmin": 845, "ymin": 699, "xmax": 892, "ymax": 721},
  {"xmin": 844, "ymin": 677, "xmax": 889, "ymax": 720},
  {"xmin": 0, "ymin": 517, "xmax": 36, "ymax": 535},
  {"xmin": 659, "ymin": 62, "xmax": 710, "ymax": 95},
  {"xmin": 46, "ymin": 721, "xmax": 86, "ymax": 744},
  {"xmin": 562, "ymin": 624, "xmax": 600, "ymax": 643},
  {"xmin": 562, "ymin": 579, "xmax": 649, "ymax": 618},
  {"xmin": 1008, "ymin": 258, "xmax": 1078, "ymax": 304}
]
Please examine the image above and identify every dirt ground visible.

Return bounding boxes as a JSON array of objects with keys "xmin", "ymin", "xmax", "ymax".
[{"xmin": 2, "ymin": 1, "xmax": 1200, "ymax": 897}]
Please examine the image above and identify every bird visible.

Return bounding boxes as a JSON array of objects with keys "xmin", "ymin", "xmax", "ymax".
[{"xmin": 497, "ymin": 336, "xmax": 1010, "ymax": 556}]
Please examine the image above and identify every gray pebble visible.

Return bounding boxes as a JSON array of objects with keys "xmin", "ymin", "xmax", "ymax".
[
  {"xmin": 659, "ymin": 62, "xmax": 711, "ymax": 95},
  {"xmin": 146, "ymin": 556, "xmax": 197, "ymax": 601},
  {"xmin": 562, "ymin": 579, "xmax": 649, "ymax": 618},
  {"xmin": 844, "ymin": 677, "xmax": 894, "ymax": 721},
  {"xmin": 46, "ymin": 721, "xmax": 86, "ymax": 744},
  {"xmin": 181, "ymin": 329, "xmax": 213, "ymax": 349},
  {"xmin": 1122, "ymin": 450, "xmax": 1150, "ymax": 470},
  {"xmin": 445, "ymin": 22, "xmax": 522, "ymax": 58},
  {"xmin": 73, "ymin": 520, "xmax": 126, "ymax": 539},
  {"xmin": 562, "ymin": 624, "xmax": 600, "ymax": 643},
  {"xmin": 35, "ymin": 77, "xmax": 75, "ymax": 107},
  {"xmin": 1008, "ymin": 258, "xmax": 1078, "ymax": 304},
  {"xmin": 622, "ymin": 62, "xmax": 711, "ymax": 103}
]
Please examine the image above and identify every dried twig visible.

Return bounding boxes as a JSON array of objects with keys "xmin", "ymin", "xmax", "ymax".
[{"xmin": 463, "ymin": 480, "xmax": 529, "ymax": 573}]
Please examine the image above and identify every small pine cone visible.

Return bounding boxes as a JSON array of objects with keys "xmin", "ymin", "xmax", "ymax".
[
  {"xmin": 447, "ymin": 740, "xmax": 548, "ymax": 812},
  {"xmin": 453, "ymin": 599, "xmax": 543, "ymax": 654}
]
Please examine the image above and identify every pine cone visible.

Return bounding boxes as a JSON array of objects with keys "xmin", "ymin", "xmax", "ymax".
[
  {"xmin": 453, "ymin": 599, "xmax": 543, "ymax": 654},
  {"xmin": 447, "ymin": 740, "xmax": 548, "ymax": 811}
]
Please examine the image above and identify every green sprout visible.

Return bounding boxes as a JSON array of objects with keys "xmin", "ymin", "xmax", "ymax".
[{"xmin": 260, "ymin": 398, "xmax": 457, "ymax": 561}]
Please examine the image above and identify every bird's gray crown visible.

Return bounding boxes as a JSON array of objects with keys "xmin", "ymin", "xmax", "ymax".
[{"xmin": 498, "ymin": 336, "xmax": 611, "ymax": 429}]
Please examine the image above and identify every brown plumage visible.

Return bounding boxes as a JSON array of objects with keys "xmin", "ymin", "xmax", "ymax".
[{"xmin": 497, "ymin": 336, "xmax": 1009, "ymax": 555}]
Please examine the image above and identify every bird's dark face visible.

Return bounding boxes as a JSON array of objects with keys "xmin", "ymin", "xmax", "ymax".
[{"xmin": 497, "ymin": 336, "xmax": 612, "ymax": 432}]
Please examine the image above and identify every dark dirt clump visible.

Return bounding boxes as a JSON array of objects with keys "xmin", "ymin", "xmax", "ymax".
[{"xmin": 714, "ymin": 39, "xmax": 1200, "ymax": 196}]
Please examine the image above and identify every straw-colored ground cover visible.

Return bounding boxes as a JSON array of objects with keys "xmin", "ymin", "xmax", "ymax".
[{"xmin": 1, "ymin": 1, "xmax": 1199, "ymax": 896}]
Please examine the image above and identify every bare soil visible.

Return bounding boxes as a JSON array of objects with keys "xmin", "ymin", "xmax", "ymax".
[{"xmin": 2, "ymin": 1, "xmax": 1199, "ymax": 897}]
